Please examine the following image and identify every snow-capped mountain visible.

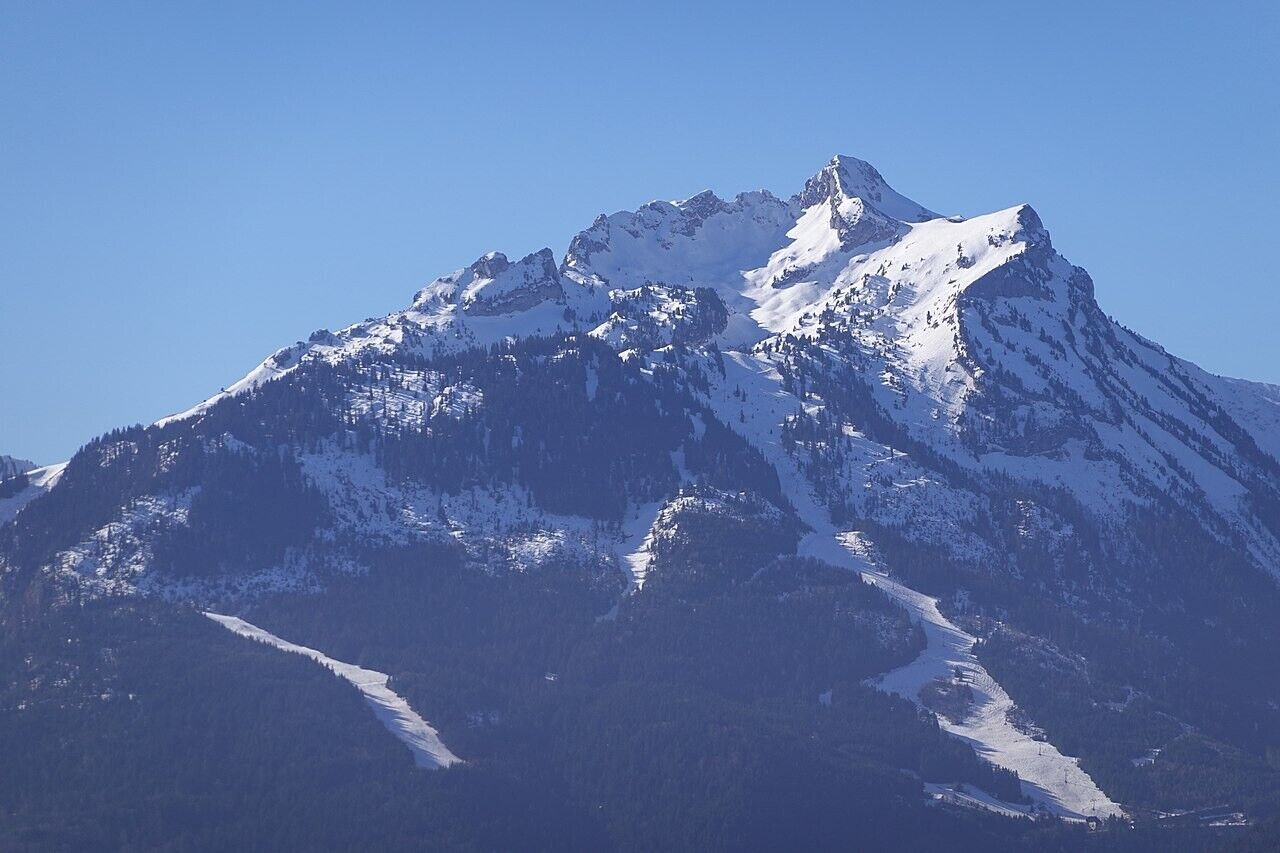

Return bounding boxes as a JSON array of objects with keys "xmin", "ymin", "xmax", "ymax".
[
  {"xmin": 152, "ymin": 154, "xmax": 1280, "ymax": 587},
  {"xmin": 4, "ymin": 155, "xmax": 1279, "ymax": 843}
]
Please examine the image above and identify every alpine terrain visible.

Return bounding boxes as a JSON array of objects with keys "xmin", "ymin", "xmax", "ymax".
[
  {"xmin": 0, "ymin": 455, "xmax": 35, "ymax": 481},
  {"xmin": 3, "ymin": 155, "xmax": 1279, "ymax": 851}
]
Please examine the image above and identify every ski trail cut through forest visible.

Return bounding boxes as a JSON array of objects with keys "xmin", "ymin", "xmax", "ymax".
[
  {"xmin": 708, "ymin": 351, "xmax": 1122, "ymax": 820},
  {"xmin": 205, "ymin": 612, "xmax": 462, "ymax": 770}
]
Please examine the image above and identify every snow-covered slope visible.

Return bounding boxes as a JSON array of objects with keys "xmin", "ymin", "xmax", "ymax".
[
  {"xmin": 158, "ymin": 155, "xmax": 946, "ymax": 424},
  {"xmin": 555, "ymin": 157, "xmax": 1280, "ymax": 580},
  {"xmin": 157, "ymin": 249, "xmax": 610, "ymax": 426},
  {"xmin": 156, "ymin": 154, "xmax": 1280, "ymax": 578},
  {"xmin": 0, "ymin": 462, "xmax": 66, "ymax": 526}
]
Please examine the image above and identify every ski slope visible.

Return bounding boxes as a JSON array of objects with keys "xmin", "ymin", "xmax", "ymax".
[
  {"xmin": 802, "ymin": 525, "xmax": 1118, "ymax": 819},
  {"xmin": 853, "ymin": 548, "xmax": 1122, "ymax": 820},
  {"xmin": 702, "ymin": 350, "xmax": 1120, "ymax": 820},
  {"xmin": 205, "ymin": 613, "xmax": 461, "ymax": 770},
  {"xmin": 617, "ymin": 501, "xmax": 663, "ymax": 591}
]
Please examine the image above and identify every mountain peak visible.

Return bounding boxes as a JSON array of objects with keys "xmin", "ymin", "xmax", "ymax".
[
  {"xmin": 468, "ymin": 251, "xmax": 511, "ymax": 279},
  {"xmin": 1009, "ymin": 203, "xmax": 1049, "ymax": 246},
  {"xmin": 458, "ymin": 248, "xmax": 563, "ymax": 316},
  {"xmin": 793, "ymin": 154, "xmax": 937, "ymax": 223}
]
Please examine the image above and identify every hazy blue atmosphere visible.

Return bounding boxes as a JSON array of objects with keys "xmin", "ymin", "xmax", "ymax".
[{"xmin": 2, "ymin": 0, "xmax": 1276, "ymax": 464}]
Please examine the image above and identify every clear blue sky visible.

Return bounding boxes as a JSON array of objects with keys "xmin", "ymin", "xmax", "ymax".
[{"xmin": 2, "ymin": 1, "xmax": 1277, "ymax": 464}]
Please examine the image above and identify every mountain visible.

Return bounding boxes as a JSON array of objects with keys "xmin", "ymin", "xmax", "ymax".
[
  {"xmin": 2, "ymin": 155, "xmax": 1278, "ymax": 850},
  {"xmin": 0, "ymin": 455, "xmax": 35, "ymax": 481}
]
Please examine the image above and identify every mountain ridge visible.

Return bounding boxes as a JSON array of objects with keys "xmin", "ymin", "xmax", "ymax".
[{"xmin": 150, "ymin": 155, "xmax": 1280, "ymax": 581}]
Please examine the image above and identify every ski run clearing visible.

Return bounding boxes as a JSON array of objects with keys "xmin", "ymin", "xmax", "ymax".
[
  {"xmin": 805, "ymin": 528, "xmax": 1120, "ymax": 821},
  {"xmin": 705, "ymin": 351, "xmax": 1122, "ymax": 821},
  {"xmin": 617, "ymin": 501, "xmax": 663, "ymax": 591},
  {"xmin": 856, "ymin": 552, "xmax": 1123, "ymax": 820},
  {"xmin": 204, "ymin": 613, "xmax": 461, "ymax": 770}
]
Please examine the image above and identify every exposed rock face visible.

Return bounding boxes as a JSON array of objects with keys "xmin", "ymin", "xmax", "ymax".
[
  {"xmin": 791, "ymin": 154, "xmax": 937, "ymax": 222},
  {"xmin": 459, "ymin": 248, "xmax": 566, "ymax": 316}
]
